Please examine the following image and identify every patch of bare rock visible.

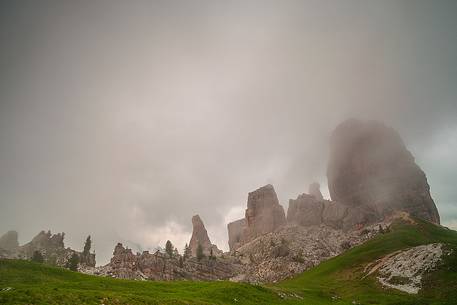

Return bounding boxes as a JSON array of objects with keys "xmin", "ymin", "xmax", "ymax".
[
  {"xmin": 233, "ymin": 223, "xmax": 380, "ymax": 283},
  {"xmin": 366, "ymin": 243, "xmax": 447, "ymax": 294}
]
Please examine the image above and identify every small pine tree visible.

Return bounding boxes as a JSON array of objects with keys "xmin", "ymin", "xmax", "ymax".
[
  {"xmin": 178, "ymin": 256, "xmax": 184, "ymax": 268},
  {"xmin": 66, "ymin": 252, "xmax": 80, "ymax": 271},
  {"xmin": 165, "ymin": 240, "xmax": 173, "ymax": 258},
  {"xmin": 378, "ymin": 224, "xmax": 385, "ymax": 234},
  {"xmin": 183, "ymin": 243, "xmax": 191, "ymax": 260},
  {"xmin": 83, "ymin": 235, "xmax": 91, "ymax": 255},
  {"xmin": 31, "ymin": 250, "xmax": 44, "ymax": 263},
  {"xmin": 196, "ymin": 243, "xmax": 204, "ymax": 261}
]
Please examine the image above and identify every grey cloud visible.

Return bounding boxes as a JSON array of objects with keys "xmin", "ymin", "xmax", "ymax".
[{"xmin": 1, "ymin": 0, "xmax": 456, "ymax": 264}]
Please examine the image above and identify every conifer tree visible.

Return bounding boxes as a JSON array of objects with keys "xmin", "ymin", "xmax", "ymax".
[
  {"xmin": 83, "ymin": 235, "xmax": 91, "ymax": 255},
  {"xmin": 183, "ymin": 243, "xmax": 192, "ymax": 260},
  {"xmin": 165, "ymin": 240, "xmax": 174, "ymax": 258}
]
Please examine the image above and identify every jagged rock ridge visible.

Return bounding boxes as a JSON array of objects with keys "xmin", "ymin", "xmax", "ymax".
[
  {"xmin": 89, "ymin": 242, "xmax": 241, "ymax": 281},
  {"xmin": 0, "ymin": 230, "xmax": 95, "ymax": 268}
]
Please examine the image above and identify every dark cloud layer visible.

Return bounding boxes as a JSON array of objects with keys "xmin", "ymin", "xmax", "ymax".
[{"xmin": 1, "ymin": 0, "xmax": 456, "ymax": 264}]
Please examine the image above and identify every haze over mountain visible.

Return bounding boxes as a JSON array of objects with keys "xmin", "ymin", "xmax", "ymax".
[{"xmin": 1, "ymin": 0, "xmax": 456, "ymax": 264}]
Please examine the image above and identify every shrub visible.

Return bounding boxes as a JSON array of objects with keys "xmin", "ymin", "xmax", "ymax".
[
  {"xmin": 340, "ymin": 241, "xmax": 351, "ymax": 250},
  {"xmin": 66, "ymin": 253, "xmax": 80, "ymax": 271},
  {"xmin": 31, "ymin": 250, "xmax": 44, "ymax": 263},
  {"xmin": 196, "ymin": 243, "xmax": 204, "ymax": 261}
]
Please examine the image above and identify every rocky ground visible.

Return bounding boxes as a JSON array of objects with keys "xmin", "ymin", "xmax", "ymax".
[
  {"xmin": 364, "ymin": 243, "xmax": 449, "ymax": 294},
  {"xmin": 233, "ymin": 222, "xmax": 381, "ymax": 283}
]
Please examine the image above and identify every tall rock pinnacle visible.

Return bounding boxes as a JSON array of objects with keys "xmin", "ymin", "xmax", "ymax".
[
  {"xmin": 327, "ymin": 119, "xmax": 440, "ymax": 223},
  {"xmin": 189, "ymin": 215, "xmax": 219, "ymax": 257}
]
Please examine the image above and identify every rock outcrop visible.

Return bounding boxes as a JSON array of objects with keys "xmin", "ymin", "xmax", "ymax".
[
  {"xmin": 0, "ymin": 230, "xmax": 95, "ymax": 268},
  {"xmin": 366, "ymin": 243, "xmax": 446, "ymax": 294},
  {"xmin": 287, "ymin": 192, "xmax": 378, "ymax": 231},
  {"xmin": 189, "ymin": 215, "xmax": 221, "ymax": 257},
  {"xmin": 91, "ymin": 243, "xmax": 241, "ymax": 281},
  {"xmin": 327, "ymin": 119, "xmax": 440, "ymax": 224},
  {"xmin": 227, "ymin": 218, "xmax": 246, "ymax": 251},
  {"xmin": 287, "ymin": 194, "xmax": 325, "ymax": 226},
  {"xmin": 243, "ymin": 184, "xmax": 286, "ymax": 243}
]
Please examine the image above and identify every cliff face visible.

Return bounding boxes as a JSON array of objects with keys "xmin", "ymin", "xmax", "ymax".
[
  {"xmin": 243, "ymin": 184, "xmax": 286, "ymax": 242},
  {"xmin": 327, "ymin": 119, "xmax": 440, "ymax": 224},
  {"xmin": 287, "ymin": 193, "xmax": 325, "ymax": 227},
  {"xmin": 227, "ymin": 218, "xmax": 246, "ymax": 251},
  {"xmin": 286, "ymin": 187, "xmax": 378, "ymax": 231}
]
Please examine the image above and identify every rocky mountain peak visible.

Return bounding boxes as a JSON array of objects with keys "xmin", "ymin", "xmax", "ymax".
[{"xmin": 327, "ymin": 118, "xmax": 440, "ymax": 223}]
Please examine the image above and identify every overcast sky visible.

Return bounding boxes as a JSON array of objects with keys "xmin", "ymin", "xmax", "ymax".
[{"xmin": 1, "ymin": 0, "xmax": 456, "ymax": 265}]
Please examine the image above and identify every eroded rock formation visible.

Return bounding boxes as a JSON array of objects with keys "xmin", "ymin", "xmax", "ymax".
[
  {"xmin": 189, "ymin": 215, "xmax": 221, "ymax": 257},
  {"xmin": 243, "ymin": 184, "xmax": 286, "ymax": 242},
  {"xmin": 92, "ymin": 243, "xmax": 241, "ymax": 281},
  {"xmin": 286, "ymin": 191, "xmax": 378, "ymax": 231},
  {"xmin": 327, "ymin": 119, "xmax": 440, "ymax": 224},
  {"xmin": 287, "ymin": 193, "xmax": 325, "ymax": 227}
]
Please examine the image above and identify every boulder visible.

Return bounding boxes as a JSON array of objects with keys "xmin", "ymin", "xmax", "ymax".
[
  {"xmin": 327, "ymin": 119, "xmax": 440, "ymax": 224},
  {"xmin": 243, "ymin": 184, "xmax": 286, "ymax": 242}
]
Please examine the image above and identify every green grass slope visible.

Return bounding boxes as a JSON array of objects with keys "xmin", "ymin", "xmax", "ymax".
[
  {"xmin": 1, "ymin": 219, "xmax": 456, "ymax": 305},
  {"xmin": 277, "ymin": 219, "xmax": 457, "ymax": 305}
]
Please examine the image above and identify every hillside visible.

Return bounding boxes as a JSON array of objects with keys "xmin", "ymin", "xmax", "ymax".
[{"xmin": 1, "ymin": 219, "xmax": 456, "ymax": 305}]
